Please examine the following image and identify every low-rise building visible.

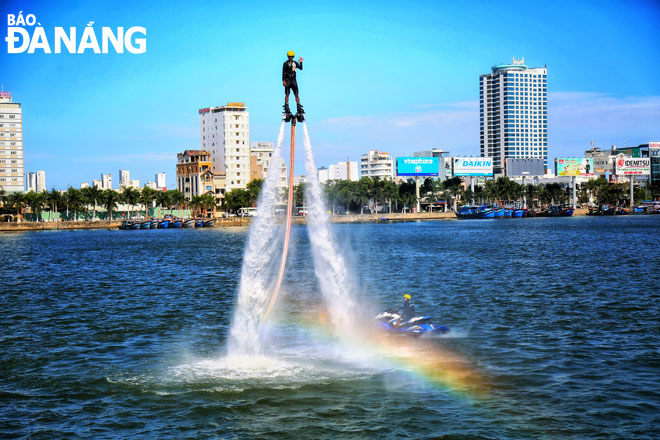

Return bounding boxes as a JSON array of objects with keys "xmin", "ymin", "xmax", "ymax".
[
  {"xmin": 360, "ymin": 150, "xmax": 395, "ymax": 180},
  {"xmin": 177, "ymin": 150, "xmax": 213, "ymax": 201},
  {"xmin": 328, "ymin": 160, "xmax": 359, "ymax": 181}
]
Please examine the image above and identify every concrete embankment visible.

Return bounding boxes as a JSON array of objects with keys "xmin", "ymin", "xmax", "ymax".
[{"xmin": 0, "ymin": 209, "xmax": 590, "ymax": 232}]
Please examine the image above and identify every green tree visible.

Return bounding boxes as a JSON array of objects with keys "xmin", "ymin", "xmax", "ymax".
[
  {"xmin": 45, "ymin": 188, "xmax": 63, "ymax": 221},
  {"xmin": 82, "ymin": 185, "xmax": 103, "ymax": 220},
  {"xmin": 6, "ymin": 192, "xmax": 26, "ymax": 219},
  {"xmin": 122, "ymin": 187, "xmax": 141, "ymax": 218},
  {"xmin": 102, "ymin": 189, "xmax": 122, "ymax": 220},
  {"xmin": 24, "ymin": 191, "xmax": 45, "ymax": 221},
  {"xmin": 294, "ymin": 182, "xmax": 307, "ymax": 208}
]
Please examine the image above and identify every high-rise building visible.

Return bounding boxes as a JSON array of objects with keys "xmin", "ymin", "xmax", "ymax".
[
  {"xmin": 36, "ymin": 170, "xmax": 46, "ymax": 192},
  {"xmin": 480, "ymin": 57, "xmax": 548, "ymax": 175},
  {"xmin": 0, "ymin": 91, "xmax": 24, "ymax": 192},
  {"xmin": 80, "ymin": 182, "xmax": 90, "ymax": 189},
  {"xmin": 360, "ymin": 150, "xmax": 395, "ymax": 180},
  {"xmin": 119, "ymin": 169, "xmax": 130, "ymax": 187},
  {"xmin": 101, "ymin": 173, "xmax": 112, "ymax": 190},
  {"xmin": 155, "ymin": 172, "xmax": 166, "ymax": 189},
  {"xmin": 92, "ymin": 179, "xmax": 102, "ymax": 188},
  {"xmin": 26, "ymin": 171, "xmax": 46, "ymax": 192},
  {"xmin": 199, "ymin": 102, "xmax": 250, "ymax": 192},
  {"xmin": 318, "ymin": 167, "xmax": 329, "ymax": 184},
  {"xmin": 329, "ymin": 160, "xmax": 359, "ymax": 181},
  {"xmin": 25, "ymin": 172, "xmax": 36, "ymax": 192}
]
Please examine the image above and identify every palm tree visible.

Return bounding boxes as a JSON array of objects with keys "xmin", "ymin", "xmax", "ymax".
[
  {"xmin": 82, "ymin": 185, "xmax": 103, "ymax": 220},
  {"xmin": 102, "ymin": 189, "xmax": 121, "ymax": 220},
  {"xmin": 170, "ymin": 190, "xmax": 186, "ymax": 214},
  {"xmin": 6, "ymin": 192, "xmax": 26, "ymax": 219},
  {"xmin": 156, "ymin": 190, "xmax": 172, "ymax": 216},
  {"xmin": 24, "ymin": 191, "xmax": 45, "ymax": 221},
  {"xmin": 0, "ymin": 186, "xmax": 6, "ymax": 207},
  {"xmin": 46, "ymin": 188, "xmax": 63, "ymax": 222},
  {"xmin": 122, "ymin": 187, "xmax": 141, "ymax": 219},
  {"xmin": 140, "ymin": 187, "xmax": 157, "ymax": 217}
]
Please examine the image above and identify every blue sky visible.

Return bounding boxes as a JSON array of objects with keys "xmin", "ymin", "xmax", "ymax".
[{"xmin": 2, "ymin": 0, "xmax": 659, "ymax": 189}]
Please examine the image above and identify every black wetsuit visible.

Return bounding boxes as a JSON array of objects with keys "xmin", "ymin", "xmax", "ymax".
[
  {"xmin": 282, "ymin": 59, "xmax": 303, "ymax": 95},
  {"xmin": 400, "ymin": 300, "xmax": 416, "ymax": 322}
]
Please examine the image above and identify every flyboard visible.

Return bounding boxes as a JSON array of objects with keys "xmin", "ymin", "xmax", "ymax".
[{"xmin": 260, "ymin": 106, "xmax": 305, "ymax": 326}]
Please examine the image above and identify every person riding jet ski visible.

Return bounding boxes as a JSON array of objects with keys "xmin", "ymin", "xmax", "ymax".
[{"xmin": 399, "ymin": 294, "xmax": 416, "ymax": 323}]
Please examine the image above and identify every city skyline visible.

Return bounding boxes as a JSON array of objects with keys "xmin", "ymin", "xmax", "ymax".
[{"xmin": 2, "ymin": 0, "xmax": 659, "ymax": 189}]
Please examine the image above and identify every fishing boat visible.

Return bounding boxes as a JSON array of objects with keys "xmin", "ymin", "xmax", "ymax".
[
  {"xmin": 203, "ymin": 219, "xmax": 216, "ymax": 227},
  {"xmin": 140, "ymin": 220, "xmax": 151, "ymax": 229},
  {"xmin": 512, "ymin": 208, "xmax": 527, "ymax": 217},
  {"xmin": 456, "ymin": 205, "xmax": 494, "ymax": 219},
  {"xmin": 503, "ymin": 208, "xmax": 513, "ymax": 218},
  {"xmin": 150, "ymin": 220, "xmax": 158, "ymax": 229},
  {"xmin": 493, "ymin": 208, "xmax": 504, "ymax": 218},
  {"xmin": 169, "ymin": 219, "xmax": 183, "ymax": 228},
  {"xmin": 195, "ymin": 219, "xmax": 205, "ymax": 228},
  {"xmin": 183, "ymin": 219, "xmax": 195, "ymax": 228},
  {"xmin": 158, "ymin": 219, "xmax": 170, "ymax": 228}
]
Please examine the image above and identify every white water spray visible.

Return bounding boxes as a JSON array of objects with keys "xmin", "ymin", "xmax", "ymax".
[
  {"xmin": 228, "ymin": 122, "xmax": 286, "ymax": 354},
  {"xmin": 302, "ymin": 123, "xmax": 358, "ymax": 337}
]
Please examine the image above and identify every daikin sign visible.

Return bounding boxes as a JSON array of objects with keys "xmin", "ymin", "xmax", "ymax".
[{"xmin": 453, "ymin": 158, "xmax": 493, "ymax": 176}]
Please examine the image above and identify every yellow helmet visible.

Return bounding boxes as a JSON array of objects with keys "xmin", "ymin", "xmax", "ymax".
[
  {"xmin": 287, "ymin": 50, "xmax": 295, "ymax": 57},
  {"xmin": 403, "ymin": 294, "xmax": 411, "ymax": 300}
]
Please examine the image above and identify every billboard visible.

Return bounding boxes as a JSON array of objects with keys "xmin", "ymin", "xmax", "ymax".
[
  {"xmin": 555, "ymin": 157, "xmax": 594, "ymax": 176},
  {"xmin": 397, "ymin": 157, "xmax": 439, "ymax": 176},
  {"xmin": 615, "ymin": 156, "xmax": 650, "ymax": 175},
  {"xmin": 453, "ymin": 158, "xmax": 493, "ymax": 176},
  {"xmin": 506, "ymin": 158, "xmax": 544, "ymax": 177}
]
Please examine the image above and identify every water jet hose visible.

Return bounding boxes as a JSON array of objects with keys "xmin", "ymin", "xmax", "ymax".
[{"xmin": 261, "ymin": 119, "xmax": 296, "ymax": 326}]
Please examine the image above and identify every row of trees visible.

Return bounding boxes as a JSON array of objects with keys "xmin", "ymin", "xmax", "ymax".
[{"xmin": 0, "ymin": 186, "xmax": 207, "ymax": 221}]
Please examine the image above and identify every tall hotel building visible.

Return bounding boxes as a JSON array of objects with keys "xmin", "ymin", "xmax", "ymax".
[
  {"xmin": 199, "ymin": 102, "xmax": 250, "ymax": 192},
  {"xmin": 480, "ymin": 58, "xmax": 548, "ymax": 175},
  {"xmin": 0, "ymin": 91, "xmax": 24, "ymax": 192}
]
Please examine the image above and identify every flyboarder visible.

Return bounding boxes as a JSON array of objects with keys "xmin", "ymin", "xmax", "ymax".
[{"xmin": 283, "ymin": 50, "xmax": 304, "ymax": 118}]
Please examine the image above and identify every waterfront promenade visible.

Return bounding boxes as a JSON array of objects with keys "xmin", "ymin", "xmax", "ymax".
[{"xmin": 0, "ymin": 209, "xmax": 590, "ymax": 231}]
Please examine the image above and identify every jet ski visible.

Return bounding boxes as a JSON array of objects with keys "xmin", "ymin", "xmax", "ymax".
[{"xmin": 374, "ymin": 310, "xmax": 449, "ymax": 336}]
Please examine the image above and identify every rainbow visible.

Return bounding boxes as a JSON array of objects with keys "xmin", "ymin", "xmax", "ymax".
[{"xmin": 268, "ymin": 309, "xmax": 491, "ymax": 400}]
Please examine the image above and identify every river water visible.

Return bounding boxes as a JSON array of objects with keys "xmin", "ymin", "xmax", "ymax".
[{"xmin": 1, "ymin": 216, "xmax": 659, "ymax": 439}]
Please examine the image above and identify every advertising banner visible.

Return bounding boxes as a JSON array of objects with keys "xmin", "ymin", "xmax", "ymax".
[
  {"xmin": 615, "ymin": 156, "xmax": 650, "ymax": 175},
  {"xmin": 453, "ymin": 158, "xmax": 493, "ymax": 176},
  {"xmin": 555, "ymin": 157, "xmax": 594, "ymax": 176},
  {"xmin": 506, "ymin": 158, "xmax": 545, "ymax": 176},
  {"xmin": 397, "ymin": 157, "xmax": 439, "ymax": 176}
]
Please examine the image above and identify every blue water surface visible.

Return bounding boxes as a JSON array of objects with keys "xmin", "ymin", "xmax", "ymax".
[{"xmin": 1, "ymin": 216, "xmax": 659, "ymax": 439}]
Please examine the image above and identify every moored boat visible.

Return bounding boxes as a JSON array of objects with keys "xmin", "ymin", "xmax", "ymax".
[
  {"xmin": 158, "ymin": 220, "xmax": 170, "ymax": 228},
  {"xmin": 170, "ymin": 219, "xmax": 183, "ymax": 228},
  {"xmin": 456, "ymin": 205, "xmax": 494, "ymax": 219},
  {"xmin": 493, "ymin": 208, "xmax": 504, "ymax": 218},
  {"xmin": 183, "ymin": 219, "xmax": 195, "ymax": 228},
  {"xmin": 203, "ymin": 219, "xmax": 216, "ymax": 227},
  {"xmin": 512, "ymin": 208, "xmax": 527, "ymax": 217},
  {"xmin": 140, "ymin": 220, "xmax": 151, "ymax": 229},
  {"xmin": 195, "ymin": 219, "xmax": 204, "ymax": 228}
]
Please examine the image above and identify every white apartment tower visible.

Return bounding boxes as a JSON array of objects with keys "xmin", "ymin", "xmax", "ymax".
[
  {"xmin": 101, "ymin": 173, "xmax": 112, "ymax": 190},
  {"xmin": 119, "ymin": 169, "xmax": 130, "ymax": 187},
  {"xmin": 480, "ymin": 57, "xmax": 548, "ymax": 175},
  {"xmin": 0, "ymin": 91, "xmax": 24, "ymax": 192},
  {"xmin": 360, "ymin": 150, "xmax": 395, "ymax": 180},
  {"xmin": 36, "ymin": 170, "xmax": 45, "ymax": 192},
  {"xmin": 199, "ymin": 102, "xmax": 250, "ymax": 192},
  {"xmin": 156, "ymin": 172, "xmax": 166, "ymax": 189}
]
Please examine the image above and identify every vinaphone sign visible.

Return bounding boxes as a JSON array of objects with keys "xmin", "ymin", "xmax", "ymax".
[{"xmin": 397, "ymin": 157, "xmax": 439, "ymax": 176}]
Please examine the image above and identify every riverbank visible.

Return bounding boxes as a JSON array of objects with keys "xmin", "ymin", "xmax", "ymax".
[{"xmin": 0, "ymin": 209, "xmax": 591, "ymax": 231}]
